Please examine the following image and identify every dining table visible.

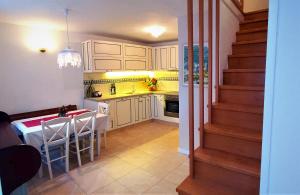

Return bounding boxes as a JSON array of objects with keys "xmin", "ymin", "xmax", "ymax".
[{"xmin": 11, "ymin": 109, "xmax": 108, "ymax": 156}]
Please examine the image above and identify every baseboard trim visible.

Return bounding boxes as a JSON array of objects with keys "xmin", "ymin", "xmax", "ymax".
[{"xmin": 178, "ymin": 147, "xmax": 189, "ymax": 155}]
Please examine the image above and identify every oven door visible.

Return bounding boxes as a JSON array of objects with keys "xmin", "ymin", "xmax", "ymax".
[{"xmin": 164, "ymin": 96, "xmax": 179, "ymax": 118}]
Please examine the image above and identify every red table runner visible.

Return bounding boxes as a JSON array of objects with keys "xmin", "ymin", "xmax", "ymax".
[{"xmin": 22, "ymin": 110, "xmax": 90, "ymax": 128}]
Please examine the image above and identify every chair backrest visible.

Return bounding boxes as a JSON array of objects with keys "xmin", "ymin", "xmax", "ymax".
[
  {"xmin": 98, "ymin": 102, "xmax": 109, "ymax": 115},
  {"xmin": 41, "ymin": 117, "xmax": 71, "ymax": 147},
  {"xmin": 73, "ymin": 111, "xmax": 97, "ymax": 137}
]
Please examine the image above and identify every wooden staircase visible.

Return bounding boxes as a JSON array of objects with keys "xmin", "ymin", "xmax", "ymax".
[{"xmin": 177, "ymin": 9, "xmax": 268, "ymax": 195}]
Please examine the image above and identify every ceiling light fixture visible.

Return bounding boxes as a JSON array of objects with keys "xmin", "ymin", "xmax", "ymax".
[
  {"xmin": 144, "ymin": 25, "xmax": 166, "ymax": 38},
  {"xmin": 57, "ymin": 9, "xmax": 81, "ymax": 69}
]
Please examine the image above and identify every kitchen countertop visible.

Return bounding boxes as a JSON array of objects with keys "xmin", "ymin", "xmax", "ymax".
[{"xmin": 85, "ymin": 90, "xmax": 179, "ymax": 102}]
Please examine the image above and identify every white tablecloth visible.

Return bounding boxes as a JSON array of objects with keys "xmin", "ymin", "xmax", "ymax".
[{"xmin": 12, "ymin": 109, "xmax": 108, "ymax": 153}]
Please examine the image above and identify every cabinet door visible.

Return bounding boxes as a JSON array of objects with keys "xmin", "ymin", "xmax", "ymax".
[
  {"xmin": 134, "ymin": 96, "xmax": 147, "ymax": 122},
  {"xmin": 124, "ymin": 58, "xmax": 147, "ymax": 70},
  {"xmin": 155, "ymin": 48, "xmax": 161, "ymax": 70},
  {"xmin": 147, "ymin": 48, "xmax": 154, "ymax": 70},
  {"xmin": 92, "ymin": 40, "xmax": 123, "ymax": 57},
  {"xmin": 93, "ymin": 57, "xmax": 123, "ymax": 72},
  {"xmin": 116, "ymin": 98, "xmax": 133, "ymax": 127},
  {"xmin": 159, "ymin": 47, "xmax": 169, "ymax": 70},
  {"xmin": 153, "ymin": 95, "xmax": 165, "ymax": 119},
  {"xmin": 146, "ymin": 96, "xmax": 152, "ymax": 119},
  {"xmin": 82, "ymin": 41, "xmax": 93, "ymax": 72},
  {"xmin": 169, "ymin": 45, "xmax": 178, "ymax": 70},
  {"xmin": 123, "ymin": 44, "xmax": 147, "ymax": 58}
]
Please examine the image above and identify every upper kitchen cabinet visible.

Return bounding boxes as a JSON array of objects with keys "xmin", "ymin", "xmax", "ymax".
[
  {"xmin": 82, "ymin": 40, "xmax": 178, "ymax": 72},
  {"xmin": 168, "ymin": 45, "xmax": 178, "ymax": 70},
  {"xmin": 123, "ymin": 44, "xmax": 147, "ymax": 58},
  {"xmin": 93, "ymin": 40, "xmax": 123, "ymax": 57},
  {"xmin": 123, "ymin": 44, "xmax": 149, "ymax": 70},
  {"xmin": 82, "ymin": 40, "xmax": 123, "ymax": 72},
  {"xmin": 152, "ymin": 45, "xmax": 178, "ymax": 71}
]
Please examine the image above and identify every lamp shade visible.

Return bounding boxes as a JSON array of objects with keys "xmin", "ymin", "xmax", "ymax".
[{"xmin": 57, "ymin": 47, "xmax": 82, "ymax": 69}]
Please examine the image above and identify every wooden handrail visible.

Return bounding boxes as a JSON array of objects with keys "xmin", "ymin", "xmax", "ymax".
[
  {"xmin": 231, "ymin": 0, "xmax": 244, "ymax": 13},
  {"xmin": 215, "ymin": 0, "xmax": 220, "ymax": 102},
  {"xmin": 199, "ymin": 0, "xmax": 204, "ymax": 148},
  {"xmin": 187, "ymin": 0, "xmax": 195, "ymax": 178},
  {"xmin": 208, "ymin": 0, "xmax": 213, "ymax": 123}
]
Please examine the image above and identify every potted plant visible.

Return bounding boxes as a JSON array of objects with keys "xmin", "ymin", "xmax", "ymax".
[{"xmin": 147, "ymin": 78, "xmax": 158, "ymax": 91}]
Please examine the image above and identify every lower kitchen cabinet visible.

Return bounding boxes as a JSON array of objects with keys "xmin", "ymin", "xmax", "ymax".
[
  {"xmin": 134, "ymin": 95, "xmax": 152, "ymax": 123},
  {"xmin": 84, "ymin": 93, "xmax": 174, "ymax": 131},
  {"xmin": 152, "ymin": 95, "xmax": 165, "ymax": 119},
  {"xmin": 115, "ymin": 98, "xmax": 134, "ymax": 128}
]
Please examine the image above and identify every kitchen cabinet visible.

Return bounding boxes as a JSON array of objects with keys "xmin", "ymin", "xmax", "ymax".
[
  {"xmin": 152, "ymin": 95, "xmax": 165, "ymax": 119},
  {"xmin": 152, "ymin": 45, "xmax": 178, "ymax": 71},
  {"xmin": 147, "ymin": 47, "xmax": 154, "ymax": 70},
  {"xmin": 82, "ymin": 39, "xmax": 178, "ymax": 72},
  {"xmin": 123, "ymin": 44, "xmax": 147, "ymax": 58},
  {"xmin": 115, "ymin": 98, "xmax": 133, "ymax": 128},
  {"xmin": 124, "ymin": 58, "xmax": 147, "ymax": 70},
  {"xmin": 93, "ymin": 57, "xmax": 123, "ymax": 72},
  {"xmin": 169, "ymin": 45, "xmax": 179, "ymax": 70},
  {"xmin": 92, "ymin": 40, "xmax": 123, "ymax": 57},
  {"xmin": 134, "ymin": 95, "xmax": 152, "ymax": 122},
  {"xmin": 82, "ymin": 40, "xmax": 123, "ymax": 72}
]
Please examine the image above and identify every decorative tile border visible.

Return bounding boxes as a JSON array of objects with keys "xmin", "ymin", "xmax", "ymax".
[{"xmin": 84, "ymin": 77, "xmax": 178, "ymax": 85}]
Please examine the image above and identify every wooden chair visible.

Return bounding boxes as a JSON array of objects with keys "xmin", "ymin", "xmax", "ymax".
[
  {"xmin": 41, "ymin": 117, "xmax": 71, "ymax": 179},
  {"xmin": 98, "ymin": 102, "xmax": 109, "ymax": 147},
  {"xmin": 73, "ymin": 111, "xmax": 97, "ymax": 167}
]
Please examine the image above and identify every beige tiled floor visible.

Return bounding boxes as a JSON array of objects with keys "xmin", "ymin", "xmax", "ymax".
[{"xmin": 29, "ymin": 121, "xmax": 189, "ymax": 195}]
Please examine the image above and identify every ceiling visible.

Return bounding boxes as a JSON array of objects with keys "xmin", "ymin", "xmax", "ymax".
[{"xmin": 0, "ymin": 0, "xmax": 188, "ymax": 43}]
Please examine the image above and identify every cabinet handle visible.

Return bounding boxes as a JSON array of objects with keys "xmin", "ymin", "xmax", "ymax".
[{"xmin": 111, "ymin": 120, "xmax": 113, "ymax": 128}]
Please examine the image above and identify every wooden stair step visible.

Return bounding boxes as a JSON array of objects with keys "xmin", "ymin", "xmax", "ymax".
[
  {"xmin": 204, "ymin": 123, "xmax": 262, "ymax": 159},
  {"xmin": 228, "ymin": 54, "xmax": 266, "ymax": 69},
  {"xmin": 194, "ymin": 148, "xmax": 260, "ymax": 177},
  {"xmin": 244, "ymin": 9, "xmax": 269, "ymax": 21},
  {"xmin": 233, "ymin": 39, "xmax": 267, "ymax": 45},
  {"xmin": 213, "ymin": 103, "xmax": 263, "ymax": 114},
  {"xmin": 224, "ymin": 69, "xmax": 265, "ymax": 73},
  {"xmin": 176, "ymin": 176, "xmax": 246, "ymax": 195},
  {"xmin": 240, "ymin": 18, "xmax": 268, "ymax": 31},
  {"xmin": 220, "ymin": 85, "xmax": 264, "ymax": 91},
  {"xmin": 212, "ymin": 103, "xmax": 263, "ymax": 129},
  {"xmin": 223, "ymin": 69, "xmax": 265, "ymax": 86},
  {"xmin": 238, "ymin": 27, "xmax": 268, "ymax": 34},
  {"xmin": 219, "ymin": 85, "xmax": 265, "ymax": 106},
  {"xmin": 232, "ymin": 40, "xmax": 267, "ymax": 55},
  {"xmin": 204, "ymin": 123, "xmax": 262, "ymax": 142},
  {"xmin": 237, "ymin": 27, "xmax": 268, "ymax": 42}
]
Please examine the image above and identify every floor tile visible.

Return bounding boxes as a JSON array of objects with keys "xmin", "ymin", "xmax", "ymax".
[
  {"xmin": 144, "ymin": 179, "xmax": 178, "ymax": 195},
  {"xmin": 91, "ymin": 180, "xmax": 135, "ymax": 195},
  {"xmin": 117, "ymin": 169, "xmax": 161, "ymax": 194}
]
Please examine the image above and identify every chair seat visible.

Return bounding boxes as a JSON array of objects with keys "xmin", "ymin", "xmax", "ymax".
[{"xmin": 40, "ymin": 143, "xmax": 64, "ymax": 153}]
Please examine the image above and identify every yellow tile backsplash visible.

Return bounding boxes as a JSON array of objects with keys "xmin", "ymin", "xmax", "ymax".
[{"xmin": 84, "ymin": 71, "xmax": 178, "ymax": 96}]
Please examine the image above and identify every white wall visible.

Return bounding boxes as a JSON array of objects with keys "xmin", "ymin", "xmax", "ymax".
[
  {"xmin": 244, "ymin": 0, "xmax": 269, "ymax": 13},
  {"xmin": 260, "ymin": 0, "xmax": 300, "ymax": 194},
  {"xmin": 178, "ymin": 0, "xmax": 242, "ymax": 154},
  {"xmin": 0, "ymin": 22, "xmax": 146, "ymax": 115}
]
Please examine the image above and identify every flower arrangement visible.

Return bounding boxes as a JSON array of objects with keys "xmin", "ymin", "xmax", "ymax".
[{"xmin": 147, "ymin": 78, "xmax": 158, "ymax": 91}]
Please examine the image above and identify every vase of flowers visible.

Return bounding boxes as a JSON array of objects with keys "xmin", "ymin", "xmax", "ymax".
[{"xmin": 147, "ymin": 78, "xmax": 158, "ymax": 91}]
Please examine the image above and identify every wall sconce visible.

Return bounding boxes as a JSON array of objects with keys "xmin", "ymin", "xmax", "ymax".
[
  {"xmin": 25, "ymin": 25, "xmax": 57, "ymax": 53},
  {"xmin": 39, "ymin": 48, "xmax": 46, "ymax": 53}
]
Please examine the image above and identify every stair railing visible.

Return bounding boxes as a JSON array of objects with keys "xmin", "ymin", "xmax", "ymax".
[
  {"xmin": 187, "ymin": 0, "xmax": 220, "ymax": 178},
  {"xmin": 232, "ymin": 0, "xmax": 244, "ymax": 13},
  {"xmin": 187, "ymin": 0, "xmax": 195, "ymax": 178}
]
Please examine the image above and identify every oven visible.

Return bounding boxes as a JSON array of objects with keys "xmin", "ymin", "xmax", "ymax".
[{"xmin": 164, "ymin": 95, "xmax": 179, "ymax": 118}]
